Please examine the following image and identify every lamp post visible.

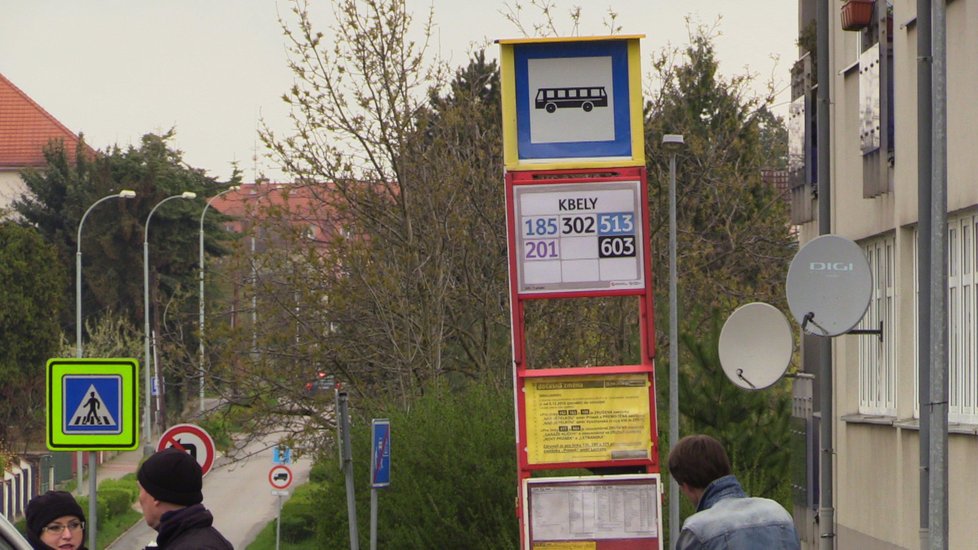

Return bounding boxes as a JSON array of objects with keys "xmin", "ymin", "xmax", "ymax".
[
  {"xmin": 76, "ymin": 190, "xmax": 137, "ymax": 358},
  {"xmin": 76, "ymin": 189, "xmax": 135, "ymax": 550},
  {"xmin": 199, "ymin": 186, "xmax": 239, "ymax": 413},
  {"xmin": 143, "ymin": 192, "xmax": 197, "ymax": 447},
  {"xmin": 662, "ymin": 133, "xmax": 685, "ymax": 550}
]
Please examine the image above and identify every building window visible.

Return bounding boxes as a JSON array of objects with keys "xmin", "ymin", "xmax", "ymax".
[
  {"xmin": 859, "ymin": 235, "xmax": 896, "ymax": 415},
  {"xmin": 949, "ymin": 213, "xmax": 977, "ymax": 422},
  {"xmin": 913, "ymin": 212, "xmax": 978, "ymax": 423}
]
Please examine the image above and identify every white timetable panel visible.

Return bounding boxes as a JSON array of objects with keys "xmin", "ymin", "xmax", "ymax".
[{"xmin": 514, "ymin": 181, "xmax": 644, "ymax": 294}]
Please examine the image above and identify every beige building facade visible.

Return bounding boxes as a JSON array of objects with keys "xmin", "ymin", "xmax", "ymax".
[{"xmin": 792, "ymin": 0, "xmax": 978, "ymax": 548}]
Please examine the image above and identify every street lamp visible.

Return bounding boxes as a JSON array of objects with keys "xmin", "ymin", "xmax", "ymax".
[
  {"xmin": 662, "ymin": 133, "xmax": 685, "ymax": 550},
  {"xmin": 75, "ymin": 189, "xmax": 136, "ymax": 502},
  {"xmin": 143, "ymin": 191, "xmax": 197, "ymax": 447},
  {"xmin": 76, "ymin": 190, "xmax": 137, "ymax": 359},
  {"xmin": 199, "ymin": 186, "xmax": 239, "ymax": 413}
]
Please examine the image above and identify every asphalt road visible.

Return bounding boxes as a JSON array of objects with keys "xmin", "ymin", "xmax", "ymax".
[{"xmin": 107, "ymin": 434, "xmax": 311, "ymax": 549}]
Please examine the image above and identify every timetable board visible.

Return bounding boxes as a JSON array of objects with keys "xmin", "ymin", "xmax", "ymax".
[{"xmin": 513, "ymin": 180, "xmax": 644, "ymax": 294}]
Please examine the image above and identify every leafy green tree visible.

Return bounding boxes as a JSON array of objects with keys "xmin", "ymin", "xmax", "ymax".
[
  {"xmin": 677, "ymin": 311, "xmax": 793, "ymax": 506},
  {"xmin": 0, "ymin": 223, "xmax": 65, "ymax": 445},
  {"xmin": 14, "ymin": 132, "xmax": 237, "ymax": 418},
  {"xmin": 302, "ymin": 381, "xmax": 517, "ymax": 549},
  {"xmin": 642, "ymin": 27, "xmax": 796, "ymax": 540},
  {"xmin": 645, "ymin": 27, "xmax": 795, "ymax": 322}
]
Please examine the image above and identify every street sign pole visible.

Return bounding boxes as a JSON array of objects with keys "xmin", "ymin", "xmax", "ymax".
[
  {"xmin": 370, "ymin": 489, "xmax": 378, "ymax": 550},
  {"xmin": 88, "ymin": 451, "xmax": 97, "ymax": 550},
  {"xmin": 369, "ymin": 418, "xmax": 390, "ymax": 550},
  {"xmin": 275, "ymin": 492, "xmax": 282, "ymax": 550},
  {"xmin": 338, "ymin": 392, "xmax": 359, "ymax": 550}
]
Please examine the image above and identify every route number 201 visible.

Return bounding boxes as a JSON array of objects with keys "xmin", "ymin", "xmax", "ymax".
[{"xmin": 525, "ymin": 240, "xmax": 559, "ymax": 259}]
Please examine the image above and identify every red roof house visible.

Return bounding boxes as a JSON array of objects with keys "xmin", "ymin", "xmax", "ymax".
[{"xmin": 0, "ymin": 72, "xmax": 95, "ymax": 209}]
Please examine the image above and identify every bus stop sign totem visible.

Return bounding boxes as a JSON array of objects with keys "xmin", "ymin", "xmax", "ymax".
[{"xmin": 499, "ymin": 35, "xmax": 664, "ymax": 550}]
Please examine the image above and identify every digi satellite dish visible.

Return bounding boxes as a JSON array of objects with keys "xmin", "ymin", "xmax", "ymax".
[
  {"xmin": 719, "ymin": 302, "xmax": 793, "ymax": 390},
  {"xmin": 786, "ymin": 234, "xmax": 873, "ymax": 337}
]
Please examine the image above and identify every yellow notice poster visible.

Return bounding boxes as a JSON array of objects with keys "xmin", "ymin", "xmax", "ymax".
[{"xmin": 524, "ymin": 374, "xmax": 651, "ymax": 465}]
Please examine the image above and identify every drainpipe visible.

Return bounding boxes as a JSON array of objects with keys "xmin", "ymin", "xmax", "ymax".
[
  {"xmin": 816, "ymin": 1, "xmax": 834, "ymax": 549},
  {"xmin": 916, "ymin": 0, "xmax": 932, "ymax": 547},
  {"xmin": 928, "ymin": 0, "xmax": 948, "ymax": 547}
]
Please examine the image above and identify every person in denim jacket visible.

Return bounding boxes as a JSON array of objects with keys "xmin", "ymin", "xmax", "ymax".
[{"xmin": 668, "ymin": 434, "xmax": 800, "ymax": 550}]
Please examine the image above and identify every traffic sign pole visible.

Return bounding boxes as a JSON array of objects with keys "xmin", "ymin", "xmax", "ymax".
[
  {"xmin": 275, "ymin": 492, "xmax": 283, "ymax": 550},
  {"xmin": 370, "ymin": 489, "xmax": 378, "ymax": 550},
  {"xmin": 88, "ymin": 451, "xmax": 97, "ymax": 550}
]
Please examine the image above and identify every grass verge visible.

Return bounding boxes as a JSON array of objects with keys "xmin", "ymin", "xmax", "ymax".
[{"xmin": 245, "ymin": 518, "xmax": 322, "ymax": 550}]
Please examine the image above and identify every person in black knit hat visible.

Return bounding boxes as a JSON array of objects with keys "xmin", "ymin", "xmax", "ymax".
[
  {"xmin": 24, "ymin": 490, "xmax": 87, "ymax": 550},
  {"xmin": 137, "ymin": 447, "xmax": 232, "ymax": 549}
]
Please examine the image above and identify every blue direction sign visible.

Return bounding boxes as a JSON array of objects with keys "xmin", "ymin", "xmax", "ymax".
[
  {"xmin": 370, "ymin": 419, "xmax": 391, "ymax": 488},
  {"xmin": 273, "ymin": 446, "xmax": 292, "ymax": 465},
  {"xmin": 46, "ymin": 358, "xmax": 139, "ymax": 451}
]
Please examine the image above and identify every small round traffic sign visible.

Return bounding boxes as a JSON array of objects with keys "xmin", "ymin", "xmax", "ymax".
[
  {"xmin": 269, "ymin": 464, "xmax": 293, "ymax": 490},
  {"xmin": 157, "ymin": 423, "xmax": 217, "ymax": 476}
]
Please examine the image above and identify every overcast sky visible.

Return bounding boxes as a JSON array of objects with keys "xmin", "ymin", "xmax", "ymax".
[{"xmin": 0, "ymin": 1, "xmax": 797, "ymax": 182}]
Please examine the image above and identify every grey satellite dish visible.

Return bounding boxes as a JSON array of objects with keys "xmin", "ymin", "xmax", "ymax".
[
  {"xmin": 719, "ymin": 302, "xmax": 793, "ymax": 390},
  {"xmin": 786, "ymin": 234, "xmax": 872, "ymax": 337}
]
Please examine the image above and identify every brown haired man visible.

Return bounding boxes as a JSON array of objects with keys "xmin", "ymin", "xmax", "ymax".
[{"xmin": 668, "ymin": 434, "xmax": 799, "ymax": 550}]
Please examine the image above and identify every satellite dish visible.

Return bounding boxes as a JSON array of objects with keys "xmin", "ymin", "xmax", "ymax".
[
  {"xmin": 786, "ymin": 234, "xmax": 872, "ymax": 337},
  {"xmin": 719, "ymin": 302, "xmax": 793, "ymax": 390}
]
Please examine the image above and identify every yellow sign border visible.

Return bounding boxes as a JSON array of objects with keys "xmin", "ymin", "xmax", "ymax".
[
  {"xmin": 46, "ymin": 358, "xmax": 140, "ymax": 451},
  {"xmin": 499, "ymin": 35, "xmax": 645, "ymax": 171}
]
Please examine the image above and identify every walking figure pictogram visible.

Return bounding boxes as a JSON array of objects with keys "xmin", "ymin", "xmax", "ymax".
[
  {"xmin": 67, "ymin": 383, "xmax": 117, "ymax": 430},
  {"xmin": 84, "ymin": 391, "xmax": 102, "ymax": 424}
]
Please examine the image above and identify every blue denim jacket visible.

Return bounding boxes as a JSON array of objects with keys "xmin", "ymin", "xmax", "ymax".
[{"xmin": 676, "ymin": 475, "xmax": 800, "ymax": 550}]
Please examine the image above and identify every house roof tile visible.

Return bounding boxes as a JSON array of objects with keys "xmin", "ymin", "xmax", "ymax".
[{"xmin": 0, "ymin": 72, "xmax": 92, "ymax": 169}]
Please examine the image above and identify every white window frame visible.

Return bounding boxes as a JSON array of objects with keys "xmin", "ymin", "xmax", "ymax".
[
  {"xmin": 913, "ymin": 211, "xmax": 978, "ymax": 424},
  {"xmin": 859, "ymin": 235, "xmax": 897, "ymax": 416},
  {"xmin": 949, "ymin": 213, "xmax": 977, "ymax": 423}
]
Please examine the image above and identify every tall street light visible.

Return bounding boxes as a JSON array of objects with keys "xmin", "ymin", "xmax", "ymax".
[
  {"xmin": 143, "ymin": 191, "xmax": 197, "ymax": 447},
  {"xmin": 199, "ymin": 185, "xmax": 239, "ymax": 413},
  {"xmin": 76, "ymin": 190, "xmax": 137, "ymax": 358},
  {"xmin": 74, "ymin": 189, "xmax": 135, "ymax": 509},
  {"xmin": 662, "ymin": 133, "xmax": 685, "ymax": 550}
]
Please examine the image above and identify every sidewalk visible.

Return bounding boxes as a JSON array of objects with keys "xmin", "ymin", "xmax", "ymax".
[
  {"xmin": 99, "ymin": 449, "xmax": 143, "ymax": 480},
  {"xmin": 72, "ymin": 448, "xmax": 145, "ymax": 497}
]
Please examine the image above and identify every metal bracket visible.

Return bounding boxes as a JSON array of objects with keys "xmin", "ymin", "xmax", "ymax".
[
  {"xmin": 847, "ymin": 320, "xmax": 884, "ymax": 342},
  {"xmin": 801, "ymin": 312, "xmax": 883, "ymax": 342}
]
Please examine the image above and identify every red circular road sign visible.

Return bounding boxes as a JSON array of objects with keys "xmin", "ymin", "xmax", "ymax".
[
  {"xmin": 269, "ymin": 464, "xmax": 293, "ymax": 490},
  {"xmin": 156, "ymin": 423, "xmax": 217, "ymax": 476}
]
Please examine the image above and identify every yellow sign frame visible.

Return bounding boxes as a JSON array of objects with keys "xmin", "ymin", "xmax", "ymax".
[{"xmin": 499, "ymin": 35, "xmax": 645, "ymax": 171}]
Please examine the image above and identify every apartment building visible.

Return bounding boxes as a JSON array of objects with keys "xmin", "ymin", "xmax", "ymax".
[{"xmin": 790, "ymin": 1, "xmax": 978, "ymax": 548}]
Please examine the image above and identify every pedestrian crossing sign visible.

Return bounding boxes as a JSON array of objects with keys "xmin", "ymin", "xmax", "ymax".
[{"xmin": 46, "ymin": 358, "xmax": 139, "ymax": 451}]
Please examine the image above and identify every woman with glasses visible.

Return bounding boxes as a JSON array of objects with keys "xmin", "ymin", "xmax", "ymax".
[{"xmin": 24, "ymin": 491, "xmax": 87, "ymax": 550}]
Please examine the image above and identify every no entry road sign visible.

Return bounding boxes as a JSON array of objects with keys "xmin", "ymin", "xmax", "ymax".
[{"xmin": 157, "ymin": 423, "xmax": 216, "ymax": 476}]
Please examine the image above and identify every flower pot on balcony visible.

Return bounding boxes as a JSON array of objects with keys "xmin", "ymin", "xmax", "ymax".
[{"xmin": 841, "ymin": 0, "xmax": 875, "ymax": 31}]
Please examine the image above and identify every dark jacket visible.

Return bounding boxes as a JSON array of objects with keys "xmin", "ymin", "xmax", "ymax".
[
  {"xmin": 676, "ymin": 475, "xmax": 800, "ymax": 550},
  {"xmin": 147, "ymin": 504, "xmax": 233, "ymax": 550}
]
